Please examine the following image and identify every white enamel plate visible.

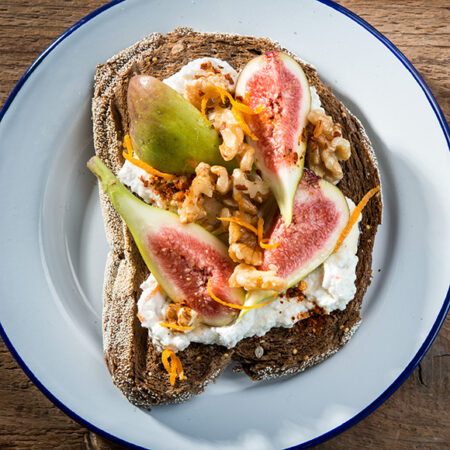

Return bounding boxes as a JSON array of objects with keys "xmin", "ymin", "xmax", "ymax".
[{"xmin": 0, "ymin": 1, "xmax": 449, "ymax": 448}]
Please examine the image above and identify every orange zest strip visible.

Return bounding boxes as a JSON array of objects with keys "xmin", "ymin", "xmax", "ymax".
[
  {"xmin": 230, "ymin": 106, "xmax": 259, "ymax": 141},
  {"xmin": 213, "ymin": 86, "xmax": 259, "ymax": 115},
  {"xmin": 257, "ymin": 217, "xmax": 263, "ymax": 242},
  {"xmin": 334, "ymin": 186, "xmax": 380, "ymax": 253},
  {"xmin": 257, "ymin": 217, "xmax": 280, "ymax": 250},
  {"xmin": 207, "ymin": 278, "xmax": 278, "ymax": 310},
  {"xmin": 260, "ymin": 240, "xmax": 280, "ymax": 250},
  {"xmin": 147, "ymin": 284, "xmax": 161, "ymax": 297},
  {"xmin": 254, "ymin": 104, "xmax": 264, "ymax": 114},
  {"xmin": 159, "ymin": 322, "xmax": 194, "ymax": 332},
  {"xmin": 201, "ymin": 96, "xmax": 208, "ymax": 118},
  {"xmin": 137, "ymin": 312, "xmax": 146, "ymax": 323},
  {"xmin": 217, "ymin": 216, "xmax": 258, "ymax": 235},
  {"xmin": 162, "ymin": 348, "xmax": 186, "ymax": 386},
  {"xmin": 313, "ymin": 120, "xmax": 324, "ymax": 138},
  {"xmin": 202, "ymin": 85, "xmax": 261, "ymax": 140},
  {"xmin": 122, "ymin": 135, "xmax": 176, "ymax": 180},
  {"xmin": 234, "ymin": 191, "xmax": 247, "ymax": 212}
]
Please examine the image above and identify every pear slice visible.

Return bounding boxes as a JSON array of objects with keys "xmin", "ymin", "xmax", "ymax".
[
  {"xmin": 235, "ymin": 51, "xmax": 311, "ymax": 225},
  {"xmin": 245, "ymin": 170, "xmax": 349, "ymax": 307},
  {"xmin": 128, "ymin": 75, "xmax": 237, "ymax": 174},
  {"xmin": 88, "ymin": 156, "xmax": 244, "ymax": 326}
]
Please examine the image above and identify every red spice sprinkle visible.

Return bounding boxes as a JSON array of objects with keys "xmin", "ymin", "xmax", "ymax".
[
  {"xmin": 286, "ymin": 286, "xmax": 304, "ymax": 298},
  {"xmin": 139, "ymin": 176, "xmax": 150, "ymax": 188},
  {"xmin": 225, "ymin": 73, "xmax": 234, "ymax": 84}
]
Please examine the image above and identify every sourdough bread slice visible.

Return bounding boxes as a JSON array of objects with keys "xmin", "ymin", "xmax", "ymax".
[{"xmin": 92, "ymin": 28, "xmax": 382, "ymax": 407}]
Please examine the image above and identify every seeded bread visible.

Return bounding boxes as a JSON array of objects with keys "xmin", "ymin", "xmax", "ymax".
[{"xmin": 92, "ymin": 28, "xmax": 382, "ymax": 407}]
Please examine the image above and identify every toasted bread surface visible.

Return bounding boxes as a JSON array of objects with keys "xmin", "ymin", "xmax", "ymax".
[{"xmin": 92, "ymin": 28, "xmax": 382, "ymax": 407}]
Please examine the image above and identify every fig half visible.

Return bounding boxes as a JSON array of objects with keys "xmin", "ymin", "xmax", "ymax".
[
  {"xmin": 128, "ymin": 75, "xmax": 237, "ymax": 174},
  {"xmin": 246, "ymin": 170, "xmax": 349, "ymax": 306},
  {"xmin": 88, "ymin": 156, "xmax": 244, "ymax": 326},
  {"xmin": 235, "ymin": 51, "xmax": 311, "ymax": 225}
]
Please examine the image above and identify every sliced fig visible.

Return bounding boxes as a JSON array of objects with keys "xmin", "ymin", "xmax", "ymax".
[
  {"xmin": 128, "ymin": 75, "xmax": 237, "ymax": 174},
  {"xmin": 88, "ymin": 156, "xmax": 244, "ymax": 326},
  {"xmin": 235, "ymin": 51, "xmax": 311, "ymax": 225},
  {"xmin": 246, "ymin": 170, "xmax": 349, "ymax": 306}
]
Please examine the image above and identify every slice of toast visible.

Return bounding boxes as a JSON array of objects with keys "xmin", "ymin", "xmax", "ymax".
[{"xmin": 92, "ymin": 28, "xmax": 382, "ymax": 407}]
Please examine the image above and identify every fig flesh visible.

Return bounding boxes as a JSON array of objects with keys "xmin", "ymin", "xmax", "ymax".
[
  {"xmin": 128, "ymin": 75, "xmax": 236, "ymax": 174},
  {"xmin": 246, "ymin": 170, "xmax": 349, "ymax": 306},
  {"xmin": 88, "ymin": 156, "xmax": 244, "ymax": 326},
  {"xmin": 235, "ymin": 51, "xmax": 311, "ymax": 225}
]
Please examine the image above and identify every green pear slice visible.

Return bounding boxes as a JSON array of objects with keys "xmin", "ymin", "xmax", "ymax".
[{"xmin": 88, "ymin": 156, "xmax": 244, "ymax": 326}]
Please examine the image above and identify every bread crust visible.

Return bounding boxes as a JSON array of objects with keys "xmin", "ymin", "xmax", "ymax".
[{"xmin": 92, "ymin": 28, "xmax": 382, "ymax": 407}]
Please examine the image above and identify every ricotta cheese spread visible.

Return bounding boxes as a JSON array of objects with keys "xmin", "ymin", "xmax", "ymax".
[
  {"xmin": 163, "ymin": 57, "xmax": 238, "ymax": 92},
  {"xmin": 118, "ymin": 57, "xmax": 361, "ymax": 352},
  {"xmin": 117, "ymin": 161, "xmax": 170, "ymax": 209},
  {"xmin": 309, "ymin": 86, "xmax": 323, "ymax": 111}
]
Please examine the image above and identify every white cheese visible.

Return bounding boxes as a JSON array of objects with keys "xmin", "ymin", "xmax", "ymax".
[
  {"xmin": 309, "ymin": 86, "xmax": 324, "ymax": 111},
  {"xmin": 303, "ymin": 199, "xmax": 360, "ymax": 312},
  {"xmin": 163, "ymin": 57, "xmax": 238, "ymax": 93},
  {"xmin": 117, "ymin": 160, "xmax": 170, "ymax": 209}
]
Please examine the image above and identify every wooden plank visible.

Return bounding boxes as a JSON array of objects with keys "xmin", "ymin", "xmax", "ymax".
[{"xmin": 0, "ymin": 1, "xmax": 448, "ymax": 448}]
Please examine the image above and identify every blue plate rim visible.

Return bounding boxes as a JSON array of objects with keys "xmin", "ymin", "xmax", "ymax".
[{"xmin": 0, "ymin": 0, "xmax": 448, "ymax": 449}]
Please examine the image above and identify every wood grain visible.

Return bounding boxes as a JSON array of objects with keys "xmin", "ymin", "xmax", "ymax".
[{"xmin": 0, "ymin": 1, "xmax": 448, "ymax": 448}]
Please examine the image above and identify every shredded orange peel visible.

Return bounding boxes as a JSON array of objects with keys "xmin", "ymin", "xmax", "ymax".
[
  {"xmin": 207, "ymin": 278, "xmax": 278, "ymax": 310},
  {"xmin": 137, "ymin": 285, "xmax": 161, "ymax": 322},
  {"xmin": 234, "ymin": 192, "xmax": 249, "ymax": 213},
  {"xmin": 216, "ymin": 216, "xmax": 280, "ymax": 250},
  {"xmin": 161, "ymin": 348, "xmax": 186, "ymax": 386},
  {"xmin": 159, "ymin": 322, "xmax": 194, "ymax": 332},
  {"xmin": 150, "ymin": 284, "xmax": 161, "ymax": 296},
  {"xmin": 137, "ymin": 312, "xmax": 146, "ymax": 323},
  {"xmin": 217, "ymin": 216, "xmax": 258, "ymax": 235},
  {"xmin": 257, "ymin": 217, "xmax": 280, "ymax": 250},
  {"xmin": 122, "ymin": 135, "xmax": 176, "ymax": 180},
  {"xmin": 334, "ymin": 186, "xmax": 380, "ymax": 253},
  {"xmin": 200, "ymin": 85, "xmax": 262, "ymax": 141}
]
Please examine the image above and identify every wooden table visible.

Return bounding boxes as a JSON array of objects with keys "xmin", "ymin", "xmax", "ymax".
[{"xmin": 0, "ymin": 1, "xmax": 448, "ymax": 448}]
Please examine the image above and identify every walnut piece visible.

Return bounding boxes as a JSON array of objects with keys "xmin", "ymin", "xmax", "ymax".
[
  {"xmin": 229, "ymin": 243, "xmax": 262, "ymax": 266},
  {"xmin": 306, "ymin": 109, "xmax": 351, "ymax": 183},
  {"xmin": 228, "ymin": 264, "xmax": 286, "ymax": 291},
  {"xmin": 165, "ymin": 303, "xmax": 199, "ymax": 327},
  {"xmin": 178, "ymin": 162, "xmax": 215, "ymax": 223}
]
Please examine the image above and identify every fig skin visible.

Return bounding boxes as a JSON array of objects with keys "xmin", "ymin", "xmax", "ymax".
[
  {"xmin": 87, "ymin": 156, "xmax": 244, "ymax": 326},
  {"xmin": 235, "ymin": 51, "xmax": 311, "ymax": 225},
  {"xmin": 128, "ymin": 75, "xmax": 237, "ymax": 174}
]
